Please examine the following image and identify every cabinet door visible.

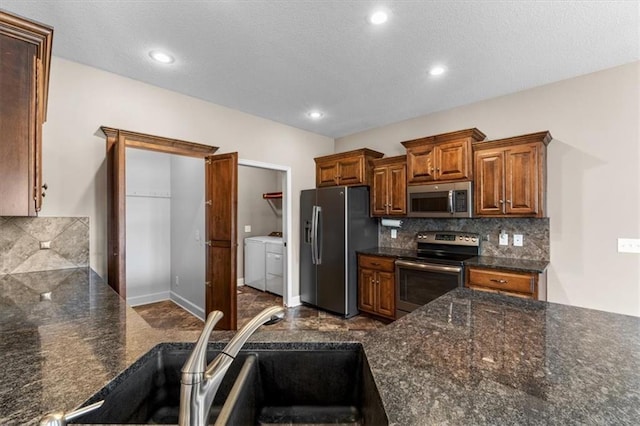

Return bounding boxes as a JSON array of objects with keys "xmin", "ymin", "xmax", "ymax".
[
  {"xmin": 474, "ymin": 149, "xmax": 505, "ymax": 216},
  {"xmin": 376, "ymin": 271, "xmax": 396, "ymax": 319},
  {"xmin": 371, "ymin": 166, "xmax": 388, "ymax": 216},
  {"xmin": 337, "ymin": 157, "xmax": 364, "ymax": 186},
  {"xmin": 437, "ymin": 140, "xmax": 470, "ymax": 181},
  {"xmin": 387, "ymin": 163, "xmax": 407, "ymax": 215},
  {"xmin": 505, "ymin": 144, "xmax": 539, "ymax": 216},
  {"xmin": 407, "ymin": 144, "xmax": 436, "ymax": 183},
  {"xmin": 0, "ymin": 35, "xmax": 37, "ymax": 216},
  {"xmin": 316, "ymin": 161, "xmax": 338, "ymax": 187},
  {"xmin": 358, "ymin": 268, "xmax": 376, "ymax": 313}
]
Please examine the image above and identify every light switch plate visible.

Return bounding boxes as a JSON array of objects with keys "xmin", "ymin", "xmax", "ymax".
[
  {"xmin": 618, "ymin": 238, "xmax": 640, "ymax": 253},
  {"xmin": 499, "ymin": 233, "xmax": 508, "ymax": 246},
  {"xmin": 244, "ymin": 225, "xmax": 251, "ymax": 233},
  {"xmin": 513, "ymin": 234, "xmax": 523, "ymax": 247}
]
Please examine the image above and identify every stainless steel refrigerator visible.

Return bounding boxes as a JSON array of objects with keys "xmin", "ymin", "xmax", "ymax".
[{"xmin": 300, "ymin": 186, "xmax": 378, "ymax": 318}]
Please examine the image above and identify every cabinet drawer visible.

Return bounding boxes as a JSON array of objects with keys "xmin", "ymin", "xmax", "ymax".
[
  {"xmin": 358, "ymin": 255, "xmax": 395, "ymax": 272},
  {"xmin": 467, "ymin": 268, "xmax": 535, "ymax": 295}
]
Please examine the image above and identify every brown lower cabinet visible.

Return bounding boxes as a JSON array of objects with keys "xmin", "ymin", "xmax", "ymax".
[
  {"xmin": 358, "ymin": 254, "xmax": 396, "ymax": 320},
  {"xmin": 466, "ymin": 266, "xmax": 547, "ymax": 300}
]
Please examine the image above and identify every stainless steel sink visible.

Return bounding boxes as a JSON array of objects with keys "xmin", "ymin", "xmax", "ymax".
[{"xmin": 71, "ymin": 342, "xmax": 387, "ymax": 425}]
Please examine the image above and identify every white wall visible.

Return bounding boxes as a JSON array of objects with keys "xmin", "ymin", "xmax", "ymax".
[
  {"xmin": 337, "ymin": 62, "xmax": 640, "ymax": 317},
  {"xmin": 237, "ymin": 166, "xmax": 282, "ymax": 281},
  {"xmin": 125, "ymin": 149, "xmax": 172, "ymax": 305},
  {"xmin": 170, "ymin": 155, "xmax": 206, "ymax": 317},
  {"xmin": 39, "ymin": 57, "xmax": 335, "ymax": 299}
]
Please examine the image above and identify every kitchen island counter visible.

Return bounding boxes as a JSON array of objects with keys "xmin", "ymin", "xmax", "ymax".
[{"xmin": 1, "ymin": 269, "xmax": 639, "ymax": 425}]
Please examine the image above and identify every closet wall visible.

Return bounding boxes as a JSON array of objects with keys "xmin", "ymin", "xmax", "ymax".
[{"xmin": 125, "ymin": 149, "xmax": 172, "ymax": 305}]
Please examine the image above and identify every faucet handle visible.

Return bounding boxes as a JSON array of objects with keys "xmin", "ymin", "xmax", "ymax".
[
  {"xmin": 182, "ymin": 310, "xmax": 224, "ymax": 382},
  {"xmin": 39, "ymin": 401, "xmax": 104, "ymax": 426}
]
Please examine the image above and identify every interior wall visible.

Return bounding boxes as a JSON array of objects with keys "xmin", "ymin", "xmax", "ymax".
[
  {"xmin": 336, "ymin": 61, "xmax": 640, "ymax": 317},
  {"xmin": 237, "ymin": 166, "xmax": 282, "ymax": 282},
  {"xmin": 125, "ymin": 149, "xmax": 172, "ymax": 305},
  {"xmin": 170, "ymin": 155, "xmax": 206, "ymax": 318},
  {"xmin": 38, "ymin": 57, "xmax": 335, "ymax": 299}
]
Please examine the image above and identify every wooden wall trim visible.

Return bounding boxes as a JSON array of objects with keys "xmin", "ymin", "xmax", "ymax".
[{"xmin": 99, "ymin": 126, "xmax": 219, "ymax": 157}]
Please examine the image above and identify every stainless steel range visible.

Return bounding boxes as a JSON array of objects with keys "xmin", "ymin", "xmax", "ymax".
[{"xmin": 395, "ymin": 231, "xmax": 480, "ymax": 318}]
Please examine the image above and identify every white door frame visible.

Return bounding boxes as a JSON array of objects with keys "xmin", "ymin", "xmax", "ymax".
[{"xmin": 238, "ymin": 159, "xmax": 294, "ymax": 307}]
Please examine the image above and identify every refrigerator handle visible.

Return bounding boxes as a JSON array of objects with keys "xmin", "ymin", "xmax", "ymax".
[
  {"xmin": 315, "ymin": 206, "xmax": 323, "ymax": 265},
  {"xmin": 310, "ymin": 205, "xmax": 318, "ymax": 265}
]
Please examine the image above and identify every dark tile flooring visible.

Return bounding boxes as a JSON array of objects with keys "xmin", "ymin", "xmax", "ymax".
[{"xmin": 133, "ymin": 285, "xmax": 386, "ymax": 331}]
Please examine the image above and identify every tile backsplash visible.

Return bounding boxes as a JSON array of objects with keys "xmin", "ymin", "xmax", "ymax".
[
  {"xmin": 379, "ymin": 217, "xmax": 549, "ymax": 261},
  {"xmin": 0, "ymin": 217, "xmax": 89, "ymax": 275}
]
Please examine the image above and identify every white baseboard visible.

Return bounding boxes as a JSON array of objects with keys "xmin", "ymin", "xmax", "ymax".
[
  {"xmin": 286, "ymin": 295, "xmax": 301, "ymax": 307},
  {"xmin": 127, "ymin": 291, "xmax": 170, "ymax": 307},
  {"xmin": 170, "ymin": 291, "xmax": 205, "ymax": 320},
  {"xmin": 237, "ymin": 278, "xmax": 245, "ymax": 287}
]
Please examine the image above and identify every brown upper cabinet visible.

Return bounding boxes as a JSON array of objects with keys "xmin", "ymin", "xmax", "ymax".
[
  {"xmin": 401, "ymin": 128, "xmax": 486, "ymax": 185},
  {"xmin": 0, "ymin": 11, "xmax": 53, "ymax": 216},
  {"xmin": 314, "ymin": 148, "xmax": 384, "ymax": 188},
  {"xmin": 371, "ymin": 155, "xmax": 407, "ymax": 217},
  {"xmin": 473, "ymin": 131, "xmax": 552, "ymax": 217}
]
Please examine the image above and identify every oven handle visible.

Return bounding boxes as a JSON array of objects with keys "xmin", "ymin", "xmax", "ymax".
[{"xmin": 395, "ymin": 260, "xmax": 462, "ymax": 274}]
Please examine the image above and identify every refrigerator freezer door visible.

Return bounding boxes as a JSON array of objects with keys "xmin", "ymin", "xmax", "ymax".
[
  {"xmin": 299, "ymin": 189, "xmax": 316, "ymax": 305},
  {"xmin": 316, "ymin": 187, "xmax": 347, "ymax": 315}
]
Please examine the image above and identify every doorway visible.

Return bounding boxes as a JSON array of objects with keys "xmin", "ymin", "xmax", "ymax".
[{"xmin": 238, "ymin": 159, "xmax": 293, "ymax": 308}]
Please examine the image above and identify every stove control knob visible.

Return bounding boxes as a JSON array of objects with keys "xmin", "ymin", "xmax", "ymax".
[
  {"xmin": 471, "ymin": 237, "xmax": 477, "ymax": 242},
  {"xmin": 465, "ymin": 236, "xmax": 470, "ymax": 241},
  {"xmin": 458, "ymin": 236, "xmax": 463, "ymax": 240}
]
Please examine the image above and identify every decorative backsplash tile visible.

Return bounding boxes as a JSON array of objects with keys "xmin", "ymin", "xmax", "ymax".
[
  {"xmin": 379, "ymin": 217, "xmax": 549, "ymax": 261},
  {"xmin": 0, "ymin": 217, "xmax": 89, "ymax": 275}
]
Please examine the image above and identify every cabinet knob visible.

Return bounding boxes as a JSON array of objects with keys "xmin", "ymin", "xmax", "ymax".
[
  {"xmin": 499, "ymin": 199, "xmax": 504, "ymax": 204},
  {"xmin": 436, "ymin": 168, "xmax": 440, "ymax": 172},
  {"xmin": 42, "ymin": 183, "xmax": 48, "ymax": 190},
  {"xmin": 506, "ymin": 199, "xmax": 512, "ymax": 204},
  {"xmin": 41, "ymin": 192, "xmax": 46, "ymax": 198}
]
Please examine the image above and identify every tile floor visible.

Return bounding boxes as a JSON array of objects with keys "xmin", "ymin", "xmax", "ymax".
[{"xmin": 133, "ymin": 285, "xmax": 387, "ymax": 332}]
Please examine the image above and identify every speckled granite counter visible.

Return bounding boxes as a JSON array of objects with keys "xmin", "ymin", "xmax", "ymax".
[
  {"xmin": 359, "ymin": 247, "xmax": 549, "ymax": 273},
  {"xmin": 364, "ymin": 288, "xmax": 640, "ymax": 425},
  {"xmin": 2, "ymin": 269, "xmax": 639, "ymax": 425}
]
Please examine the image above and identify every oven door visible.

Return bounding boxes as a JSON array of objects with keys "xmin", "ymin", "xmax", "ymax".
[{"xmin": 395, "ymin": 259, "xmax": 462, "ymax": 317}]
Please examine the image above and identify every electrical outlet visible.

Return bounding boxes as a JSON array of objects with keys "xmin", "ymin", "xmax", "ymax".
[
  {"xmin": 499, "ymin": 233, "xmax": 509, "ymax": 246},
  {"xmin": 40, "ymin": 241, "xmax": 51, "ymax": 249},
  {"xmin": 244, "ymin": 225, "xmax": 251, "ymax": 233},
  {"xmin": 174, "ymin": 276, "xmax": 179, "ymax": 287},
  {"xmin": 618, "ymin": 238, "xmax": 640, "ymax": 253},
  {"xmin": 391, "ymin": 229, "xmax": 397, "ymax": 239},
  {"xmin": 513, "ymin": 234, "xmax": 523, "ymax": 247}
]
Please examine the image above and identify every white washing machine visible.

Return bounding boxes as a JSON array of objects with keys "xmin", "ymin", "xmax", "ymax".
[{"xmin": 244, "ymin": 236, "xmax": 283, "ymax": 295}]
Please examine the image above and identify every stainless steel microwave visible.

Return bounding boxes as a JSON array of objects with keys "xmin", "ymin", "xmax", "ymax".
[{"xmin": 407, "ymin": 181, "xmax": 472, "ymax": 218}]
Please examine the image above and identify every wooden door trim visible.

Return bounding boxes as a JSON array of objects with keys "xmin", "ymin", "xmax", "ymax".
[{"xmin": 100, "ymin": 126, "xmax": 219, "ymax": 299}]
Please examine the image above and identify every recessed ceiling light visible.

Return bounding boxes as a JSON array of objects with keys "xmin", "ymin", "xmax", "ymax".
[
  {"xmin": 149, "ymin": 50, "xmax": 175, "ymax": 64},
  {"xmin": 429, "ymin": 66, "xmax": 446, "ymax": 76},
  {"xmin": 369, "ymin": 10, "xmax": 388, "ymax": 25},
  {"xmin": 307, "ymin": 110, "xmax": 324, "ymax": 120}
]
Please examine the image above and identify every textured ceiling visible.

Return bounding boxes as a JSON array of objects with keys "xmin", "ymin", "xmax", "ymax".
[{"xmin": 2, "ymin": 1, "xmax": 639, "ymax": 138}]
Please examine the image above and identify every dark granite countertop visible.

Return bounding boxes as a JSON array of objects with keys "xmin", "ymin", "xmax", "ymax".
[
  {"xmin": 359, "ymin": 247, "xmax": 549, "ymax": 273},
  {"xmin": 2, "ymin": 269, "xmax": 639, "ymax": 425}
]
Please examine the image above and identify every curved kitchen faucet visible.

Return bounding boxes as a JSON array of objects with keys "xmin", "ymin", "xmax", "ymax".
[{"xmin": 179, "ymin": 306, "xmax": 286, "ymax": 426}]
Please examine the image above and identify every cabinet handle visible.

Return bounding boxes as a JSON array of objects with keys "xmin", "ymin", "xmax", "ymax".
[
  {"xmin": 205, "ymin": 281, "xmax": 211, "ymax": 287},
  {"xmin": 42, "ymin": 183, "xmax": 48, "ymax": 190},
  {"xmin": 499, "ymin": 199, "xmax": 504, "ymax": 204},
  {"xmin": 506, "ymin": 199, "xmax": 512, "ymax": 204},
  {"xmin": 490, "ymin": 279, "xmax": 508, "ymax": 284},
  {"xmin": 371, "ymin": 262, "xmax": 380, "ymax": 266}
]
